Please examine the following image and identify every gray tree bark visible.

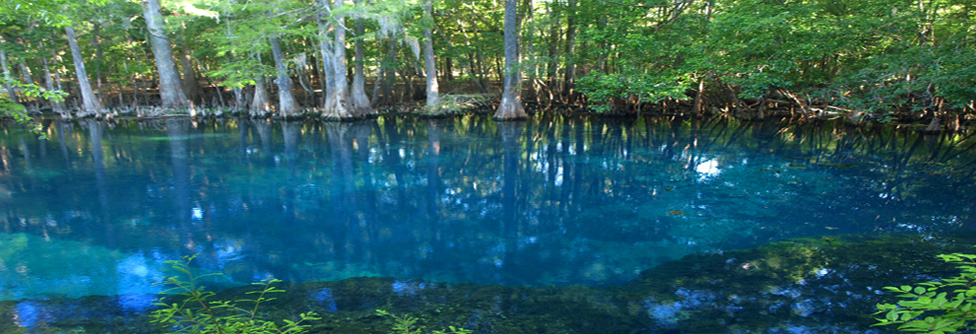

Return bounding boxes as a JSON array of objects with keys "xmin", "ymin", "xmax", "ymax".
[
  {"xmin": 317, "ymin": 0, "xmax": 336, "ymax": 112},
  {"xmin": 546, "ymin": 5, "xmax": 560, "ymax": 91},
  {"xmin": 370, "ymin": 39, "xmax": 384, "ymax": 107},
  {"xmin": 269, "ymin": 36, "xmax": 301, "ymax": 118},
  {"xmin": 250, "ymin": 52, "xmax": 271, "ymax": 116},
  {"xmin": 251, "ymin": 76, "xmax": 272, "ymax": 117},
  {"xmin": 380, "ymin": 36, "xmax": 398, "ymax": 105},
  {"xmin": 233, "ymin": 87, "xmax": 245, "ymax": 110},
  {"xmin": 350, "ymin": 0, "xmax": 373, "ymax": 116},
  {"xmin": 141, "ymin": 0, "xmax": 190, "ymax": 109},
  {"xmin": 64, "ymin": 25, "xmax": 103, "ymax": 117},
  {"xmin": 522, "ymin": 0, "xmax": 538, "ymax": 101},
  {"xmin": 180, "ymin": 52, "xmax": 202, "ymax": 104},
  {"xmin": 493, "ymin": 0, "xmax": 527, "ymax": 120},
  {"xmin": 39, "ymin": 40, "xmax": 68, "ymax": 116},
  {"xmin": 422, "ymin": 0, "xmax": 441, "ymax": 114},
  {"xmin": 0, "ymin": 45, "xmax": 16, "ymax": 103},
  {"xmin": 91, "ymin": 23, "xmax": 105, "ymax": 104},
  {"xmin": 17, "ymin": 62, "xmax": 37, "ymax": 110},
  {"xmin": 321, "ymin": 0, "xmax": 357, "ymax": 121}
]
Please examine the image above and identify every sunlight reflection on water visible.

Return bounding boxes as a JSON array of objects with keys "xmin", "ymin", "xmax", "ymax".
[{"xmin": 0, "ymin": 116, "xmax": 974, "ymax": 302}]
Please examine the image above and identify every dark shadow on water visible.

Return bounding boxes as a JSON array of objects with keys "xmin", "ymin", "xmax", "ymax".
[
  {"xmin": 2, "ymin": 116, "xmax": 976, "ymax": 332},
  {"xmin": 1, "ymin": 233, "xmax": 971, "ymax": 334}
]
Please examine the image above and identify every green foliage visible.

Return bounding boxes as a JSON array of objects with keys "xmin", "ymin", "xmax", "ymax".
[
  {"xmin": 2, "ymin": 79, "xmax": 67, "ymax": 104},
  {"xmin": 840, "ymin": 43, "xmax": 976, "ymax": 112},
  {"xmin": 578, "ymin": 71, "xmax": 689, "ymax": 113},
  {"xmin": 151, "ymin": 255, "xmax": 320, "ymax": 334},
  {"xmin": 1, "ymin": 0, "xmax": 973, "ymax": 116},
  {"xmin": 570, "ymin": 0, "xmax": 975, "ymax": 116},
  {"xmin": 0, "ymin": 77, "xmax": 65, "ymax": 138},
  {"xmin": 376, "ymin": 309, "xmax": 472, "ymax": 334},
  {"xmin": 874, "ymin": 252, "xmax": 976, "ymax": 333},
  {"xmin": 0, "ymin": 96, "xmax": 25, "ymax": 114},
  {"xmin": 0, "ymin": 97, "xmax": 42, "ymax": 137}
]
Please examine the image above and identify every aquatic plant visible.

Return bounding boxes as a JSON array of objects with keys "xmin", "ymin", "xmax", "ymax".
[
  {"xmin": 874, "ymin": 252, "xmax": 976, "ymax": 333},
  {"xmin": 151, "ymin": 255, "xmax": 320, "ymax": 334},
  {"xmin": 376, "ymin": 309, "xmax": 472, "ymax": 334}
]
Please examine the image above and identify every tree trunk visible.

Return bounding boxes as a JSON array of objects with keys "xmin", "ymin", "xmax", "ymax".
[
  {"xmin": 472, "ymin": 21, "xmax": 489, "ymax": 90},
  {"xmin": 350, "ymin": 0, "xmax": 373, "ymax": 116},
  {"xmin": 422, "ymin": 0, "xmax": 441, "ymax": 114},
  {"xmin": 546, "ymin": 4, "xmax": 560, "ymax": 92},
  {"xmin": 115, "ymin": 77, "xmax": 124, "ymax": 108},
  {"xmin": 924, "ymin": 114, "xmax": 942, "ymax": 132},
  {"xmin": 39, "ymin": 40, "xmax": 68, "ymax": 116},
  {"xmin": 693, "ymin": 77, "xmax": 705, "ymax": 114},
  {"xmin": 233, "ymin": 87, "xmax": 245, "ymax": 110},
  {"xmin": 380, "ymin": 36, "xmax": 398, "ymax": 105},
  {"xmin": 370, "ymin": 38, "xmax": 384, "ymax": 107},
  {"xmin": 64, "ymin": 25, "xmax": 103, "ymax": 117},
  {"xmin": 317, "ymin": 0, "xmax": 336, "ymax": 112},
  {"xmin": 180, "ymin": 52, "xmax": 202, "ymax": 104},
  {"xmin": 191, "ymin": 54, "xmax": 224, "ymax": 107},
  {"xmin": 522, "ymin": 0, "xmax": 537, "ymax": 101},
  {"xmin": 250, "ymin": 74, "xmax": 272, "ymax": 117},
  {"xmin": 91, "ymin": 23, "xmax": 105, "ymax": 104},
  {"xmin": 493, "ymin": 0, "xmax": 527, "ymax": 121},
  {"xmin": 321, "ymin": 0, "xmax": 357, "ymax": 121},
  {"xmin": 294, "ymin": 52, "xmax": 315, "ymax": 107},
  {"xmin": 444, "ymin": 57, "xmax": 454, "ymax": 81},
  {"xmin": 17, "ymin": 62, "xmax": 37, "ymax": 110},
  {"xmin": 142, "ymin": 0, "xmax": 190, "ymax": 109},
  {"xmin": 562, "ymin": 0, "xmax": 577, "ymax": 102},
  {"xmin": 269, "ymin": 36, "xmax": 301, "ymax": 118},
  {"xmin": 0, "ymin": 46, "xmax": 17, "ymax": 103},
  {"xmin": 138, "ymin": 74, "xmax": 151, "ymax": 106},
  {"xmin": 402, "ymin": 63, "xmax": 415, "ymax": 102}
]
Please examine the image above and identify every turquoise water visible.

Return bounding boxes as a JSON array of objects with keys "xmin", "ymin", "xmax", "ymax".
[{"xmin": 0, "ymin": 116, "xmax": 973, "ymax": 310}]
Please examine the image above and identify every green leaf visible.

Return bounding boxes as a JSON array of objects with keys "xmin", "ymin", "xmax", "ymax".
[{"xmin": 886, "ymin": 310, "xmax": 899, "ymax": 321}]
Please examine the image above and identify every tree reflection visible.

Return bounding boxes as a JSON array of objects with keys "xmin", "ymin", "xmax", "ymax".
[
  {"xmin": 325, "ymin": 122, "xmax": 357, "ymax": 266},
  {"xmin": 166, "ymin": 119, "xmax": 192, "ymax": 225},
  {"xmin": 1, "ymin": 116, "xmax": 976, "ymax": 292},
  {"xmin": 281, "ymin": 121, "xmax": 302, "ymax": 226},
  {"xmin": 86, "ymin": 121, "xmax": 110, "ymax": 219}
]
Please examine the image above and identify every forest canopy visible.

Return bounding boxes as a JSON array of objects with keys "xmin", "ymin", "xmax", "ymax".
[{"xmin": 0, "ymin": 0, "xmax": 973, "ymax": 126}]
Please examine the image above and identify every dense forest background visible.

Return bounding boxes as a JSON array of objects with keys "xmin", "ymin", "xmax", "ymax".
[{"xmin": 0, "ymin": 0, "xmax": 974, "ymax": 127}]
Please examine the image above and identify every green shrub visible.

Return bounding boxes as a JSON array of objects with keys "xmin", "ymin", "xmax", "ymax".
[
  {"xmin": 1, "ymin": 77, "xmax": 65, "ymax": 139},
  {"xmin": 874, "ymin": 253, "xmax": 976, "ymax": 333},
  {"xmin": 376, "ymin": 309, "xmax": 471, "ymax": 334},
  {"xmin": 151, "ymin": 255, "xmax": 320, "ymax": 334}
]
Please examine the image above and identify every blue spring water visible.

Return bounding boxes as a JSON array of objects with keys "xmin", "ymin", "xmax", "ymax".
[{"xmin": 0, "ymin": 116, "xmax": 973, "ymax": 306}]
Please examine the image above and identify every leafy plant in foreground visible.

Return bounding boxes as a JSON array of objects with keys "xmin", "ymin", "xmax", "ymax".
[
  {"xmin": 874, "ymin": 253, "xmax": 976, "ymax": 333},
  {"xmin": 376, "ymin": 309, "xmax": 472, "ymax": 334},
  {"xmin": 152, "ymin": 255, "xmax": 320, "ymax": 334}
]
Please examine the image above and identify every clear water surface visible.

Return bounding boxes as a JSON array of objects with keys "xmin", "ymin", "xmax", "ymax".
[{"xmin": 1, "ymin": 116, "xmax": 973, "ymax": 308}]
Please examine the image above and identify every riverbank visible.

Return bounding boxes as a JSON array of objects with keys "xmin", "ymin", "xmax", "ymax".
[{"xmin": 10, "ymin": 99, "xmax": 971, "ymax": 137}]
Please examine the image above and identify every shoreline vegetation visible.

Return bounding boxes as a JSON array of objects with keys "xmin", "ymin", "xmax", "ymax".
[
  {"xmin": 6, "ymin": 93, "xmax": 972, "ymax": 132},
  {"xmin": 4, "ymin": 75, "xmax": 973, "ymax": 133},
  {"xmin": 1, "ymin": 0, "xmax": 973, "ymax": 131}
]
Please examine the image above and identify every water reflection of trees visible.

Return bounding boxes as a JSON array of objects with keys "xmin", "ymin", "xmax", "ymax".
[{"xmin": 0, "ymin": 117, "xmax": 974, "ymax": 289}]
